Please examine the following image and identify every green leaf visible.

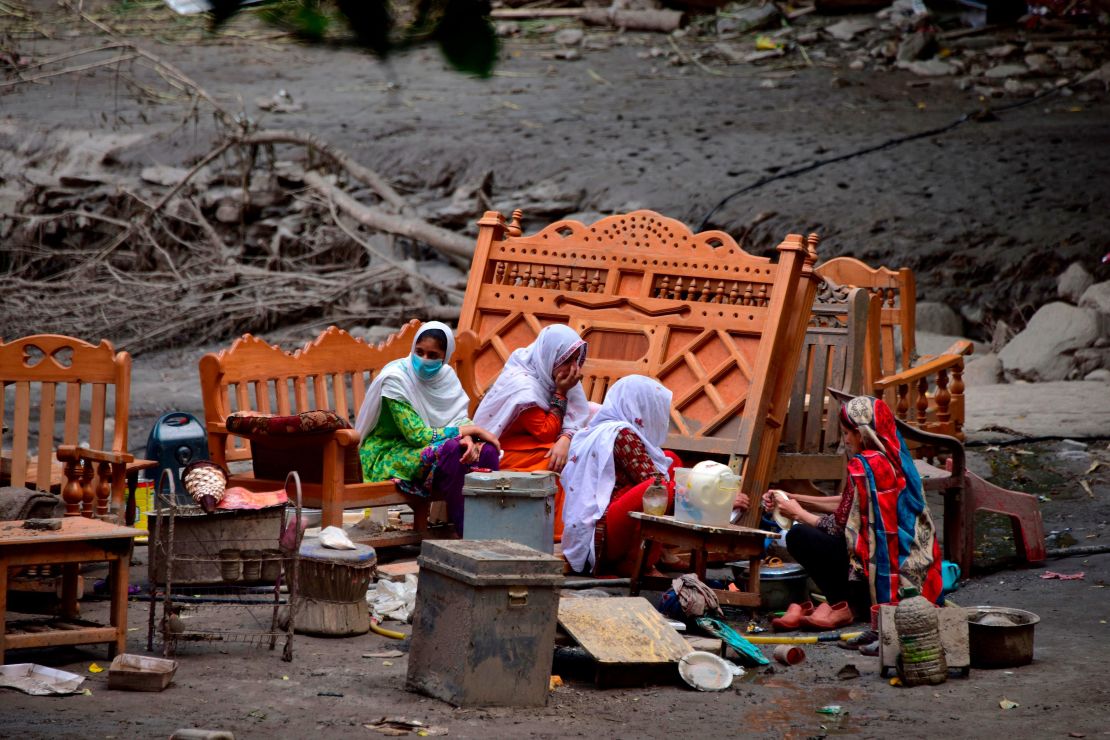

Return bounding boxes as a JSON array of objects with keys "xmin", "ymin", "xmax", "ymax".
[
  {"xmin": 336, "ymin": 0, "xmax": 393, "ymax": 57},
  {"xmin": 434, "ymin": 0, "xmax": 498, "ymax": 77}
]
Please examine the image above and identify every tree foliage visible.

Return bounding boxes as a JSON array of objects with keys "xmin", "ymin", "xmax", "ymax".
[{"xmin": 210, "ymin": 0, "xmax": 499, "ymax": 76}]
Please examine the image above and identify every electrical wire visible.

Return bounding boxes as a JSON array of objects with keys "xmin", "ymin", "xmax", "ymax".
[{"xmin": 698, "ymin": 78, "xmax": 1077, "ymax": 232}]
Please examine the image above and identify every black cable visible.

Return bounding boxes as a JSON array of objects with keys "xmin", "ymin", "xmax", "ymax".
[{"xmin": 698, "ymin": 79, "xmax": 1072, "ymax": 232}]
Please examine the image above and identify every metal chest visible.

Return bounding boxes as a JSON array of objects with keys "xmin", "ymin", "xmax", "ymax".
[
  {"xmin": 406, "ymin": 540, "xmax": 563, "ymax": 707},
  {"xmin": 462, "ymin": 471, "xmax": 557, "ymax": 554}
]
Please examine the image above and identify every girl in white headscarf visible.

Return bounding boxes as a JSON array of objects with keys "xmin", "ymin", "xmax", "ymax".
[
  {"xmin": 473, "ymin": 325, "xmax": 589, "ymax": 541},
  {"xmin": 355, "ymin": 321, "xmax": 500, "ymax": 535},
  {"xmin": 561, "ymin": 375, "xmax": 683, "ymax": 575}
]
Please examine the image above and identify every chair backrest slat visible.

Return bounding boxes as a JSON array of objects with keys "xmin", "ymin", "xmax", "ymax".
[
  {"xmin": 63, "ymin": 382, "xmax": 81, "ymax": 445},
  {"xmin": 89, "ymin": 383, "xmax": 107, "ymax": 451},
  {"xmin": 11, "ymin": 381, "xmax": 32, "ymax": 488},
  {"xmin": 36, "ymin": 381, "xmax": 58, "ymax": 491}
]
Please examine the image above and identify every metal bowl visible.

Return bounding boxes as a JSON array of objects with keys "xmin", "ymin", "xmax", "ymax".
[{"xmin": 967, "ymin": 606, "xmax": 1040, "ymax": 668}]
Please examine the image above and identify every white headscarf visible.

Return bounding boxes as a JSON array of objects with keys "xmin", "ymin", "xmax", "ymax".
[
  {"xmin": 560, "ymin": 375, "xmax": 673, "ymax": 573},
  {"xmin": 354, "ymin": 321, "xmax": 472, "ymax": 440},
  {"xmin": 472, "ymin": 325, "xmax": 590, "ymax": 438}
]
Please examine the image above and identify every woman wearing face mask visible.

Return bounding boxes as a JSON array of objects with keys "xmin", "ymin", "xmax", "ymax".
[
  {"xmin": 472, "ymin": 325, "xmax": 589, "ymax": 542},
  {"xmin": 354, "ymin": 321, "xmax": 500, "ymax": 536}
]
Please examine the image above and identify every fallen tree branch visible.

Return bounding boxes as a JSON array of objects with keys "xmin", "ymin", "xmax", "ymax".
[
  {"xmin": 323, "ymin": 197, "xmax": 465, "ymax": 299},
  {"xmin": 240, "ymin": 130, "xmax": 409, "ymax": 213},
  {"xmin": 303, "ymin": 171, "xmax": 474, "ymax": 262}
]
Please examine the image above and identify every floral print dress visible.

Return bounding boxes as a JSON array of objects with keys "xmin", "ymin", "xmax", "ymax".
[{"xmin": 359, "ymin": 397, "xmax": 461, "ymax": 494}]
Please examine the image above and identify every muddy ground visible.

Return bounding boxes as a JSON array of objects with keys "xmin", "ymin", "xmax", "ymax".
[{"xmin": 2, "ymin": 2, "xmax": 1110, "ymax": 738}]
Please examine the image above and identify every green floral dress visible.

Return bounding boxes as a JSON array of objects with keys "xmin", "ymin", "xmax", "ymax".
[{"xmin": 359, "ymin": 397, "xmax": 462, "ymax": 487}]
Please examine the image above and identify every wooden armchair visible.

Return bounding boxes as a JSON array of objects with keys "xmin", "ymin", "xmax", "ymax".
[
  {"xmin": 1, "ymin": 334, "xmax": 155, "ymax": 519},
  {"xmin": 815, "ymin": 257, "xmax": 972, "ymax": 442}
]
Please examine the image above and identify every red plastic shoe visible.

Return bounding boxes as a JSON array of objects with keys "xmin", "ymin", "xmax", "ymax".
[
  {"xmin": 802, "ymin": 600, "xmax": 854, "ymax": 631},
  {"xmin": 771, "ymin": 601, "xmax": 815, "ymax": 631}
]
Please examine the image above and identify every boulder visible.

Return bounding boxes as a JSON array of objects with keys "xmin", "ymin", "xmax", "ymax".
[
  {"xmin": 1085, "ymin": 368, "xmax": 1110, "ymax": 383},
  {"xmin": 1079, "ymin": 280, "xmax": 1110, "ymax": 315},
  {"xmin": 915, "ymin": 331, "xmax": 986, "ymax": 359},
  {"xmin": 1073, "ymin": 347, "xmax": 1110, "ymax": 377},
  {"xmin": 916, "ymin": 301, "xmax": 963, "ymax": 336},
  {"xmin": 1057, "ymin": 262, "xmax": 1094, "ymax": 304},
  {"xmin": 963, "ymin": 353, "xmax": 1003, "ymax": 386},
  {"xmin": 998, "ymin": 302, "xmax": 1101, "ymax": 381}
]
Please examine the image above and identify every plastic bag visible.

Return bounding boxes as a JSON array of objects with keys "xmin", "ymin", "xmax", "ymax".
[
  {"xmin": 318, "ymin": 525, "xmax": 356, "ymax": 550},
  {"xmin": 367, "ymin": 574, "xmax": 418, "ymax": 623}
]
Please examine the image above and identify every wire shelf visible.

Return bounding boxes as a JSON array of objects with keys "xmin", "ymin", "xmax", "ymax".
[{"xmin": 147, "ymin": 470, "xmax": 304, "ymax": 662}]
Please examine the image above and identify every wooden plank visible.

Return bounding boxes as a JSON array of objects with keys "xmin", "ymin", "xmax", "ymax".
[
  {"xmin": 0, "ymin": 518, "xmax": 141, "ymax": 546},
  {"xmin": 332, "ymin": 373, "xmax": 350, "ymax": 420},
  {"xmin": 782, "ymin": 342, "xmax": 810, "ymax": 451},
  {"xmin": 89, "ymin": 383, "xmax": 106, "ymax": 451},
  {"xmin": 558, "ymin": 596, "xmax": 691, "ymax": 665},
  {"xmin": 11, "ymin": 381, "xmax": 31, "ymax": 488},
  {"xmin": 36, "ymin": 382, "xmax": 56, "ymax": 492},
  {"xmin": 804, "ymin": 340, "xmax": 831, "ymax": 454}
]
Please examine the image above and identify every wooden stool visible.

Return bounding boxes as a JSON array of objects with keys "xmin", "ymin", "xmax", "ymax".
[
  {"xmin": 627, "ymin": 513, "xmax": 773, "ymax": 608},
  {"xmin": 294, "ymin": 538, "xmax": 376, "ymax": 636}
]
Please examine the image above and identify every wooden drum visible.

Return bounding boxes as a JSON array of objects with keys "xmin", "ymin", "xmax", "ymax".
[{"xmin": 294, "ymin": 538, "xmax": 377, "ymax": 637}]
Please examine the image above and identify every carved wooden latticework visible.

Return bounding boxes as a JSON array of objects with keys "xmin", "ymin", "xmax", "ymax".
[
  {"xmin": 458, "ymin": 209, "xmax": 820, "ymax": 528},
  {"xmin": 815, "ymin": 257, "xmax": 970, "ymax": 442},
  {"xmin": 1, "ymin": 334, "xmax": 139, "ymax": 517}
]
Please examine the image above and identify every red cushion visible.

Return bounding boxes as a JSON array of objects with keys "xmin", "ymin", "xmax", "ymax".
[{"xmin": 226, "ymin": 410, "xmax": 350, "ymax": 436}]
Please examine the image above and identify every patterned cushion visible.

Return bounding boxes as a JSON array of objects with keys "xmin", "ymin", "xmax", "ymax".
[{"xmin": 226, "ymin": 410, "xmax": 350, "ymax": 436}]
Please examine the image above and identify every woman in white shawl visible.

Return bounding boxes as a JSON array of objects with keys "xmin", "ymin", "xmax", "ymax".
[
  {"xmin": 473, "ymin": 325, "xmax": 589, "ymax": 541},
  {"xmin": 355, "ymin": 321, "xmax": 499, "ymax": 535},
  {"xmin": 561, "ymin": 375, "xmax": 683, "ymax": 575}
]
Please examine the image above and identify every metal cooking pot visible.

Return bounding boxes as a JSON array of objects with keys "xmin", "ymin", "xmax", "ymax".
[
  {"xmin": 729, "ymin": 561, "xmax": 809, "ymax": 611},
  {"xmin": 967, "ymin": 606, "xmax": 1040, "ymax": 668}
]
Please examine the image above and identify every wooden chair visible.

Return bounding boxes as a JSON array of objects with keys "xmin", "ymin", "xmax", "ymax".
[
  {"xmin": 457, "ymin": 209, "xmax": 821, "ymax": 531},
  {"xmin": 815, "ymin": 257, "xmax": 971, "ymax": 442},
  {"xmin": 771, "ymin": 284, "xmax": 870, "ymax": 488},
  {"xmin": 198, "ymin": 323, "xmax": 480, "ymax": 542},
  {"xmin": 1, "ymin": 334, "xmax": 154, "ymax": 519}
]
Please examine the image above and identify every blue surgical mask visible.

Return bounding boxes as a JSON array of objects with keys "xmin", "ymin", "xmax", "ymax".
[{"xmin": 411, "ymin": 355, "xmax": 443, "ymax": 380}]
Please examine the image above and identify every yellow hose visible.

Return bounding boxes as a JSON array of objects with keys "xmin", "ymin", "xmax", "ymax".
[
  {"xmin": 369, "ymin": 621, "xmax": 407, "ymax": 640},
  {"xmin": 744, "ymin": 631, "xmax": 864, "ymax": 645}
]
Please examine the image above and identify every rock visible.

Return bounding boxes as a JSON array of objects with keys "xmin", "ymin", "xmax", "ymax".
[
  {"xmin": 713, "ymin": 42, "xmax": 746, "ymax": 64},
  {"xmin": 140, "ymin": 166, "xmax": 193, "ymax": 187},
  {"xmin": 1058, "ymin": 262, "xmax": 1094, "ymax": 303},
  {"xmin": 916, "ymin": 301, "xmax": 963, "ymax": 335},
  {"xmin": 897, "ymin": 31, "xmax": 936, "ymax": 62},
  {"xmin": 215, "ymin": 201, "xmax": 241, "ymax": 224},
  {"xmin": 1085, "ymin": 368, "xmax": 1110, "ymax": 383},
  {"xmin": 900, "ymin": 59, "xmax": 956, "ymax": 76},
  {"xmin": 1024, "ymin": 53, "xmax": 1056, "ymax": 75},
  {"xmin": 1079, "ymin": 281, "xmax": 1110, "ymax": 315},
  {"xmin": 719, "ymin": 4, "xmax": 780, "ymax": 35},
  {"xmin": 554, "ymin": 48, "xmax": 581, "ymax": 61},
  {"xmin": 830, "ymin": 76, "xmax": 851, "ymax": 88},
  {"xmin": 1003, "ymin": 79, "xmax": 1035, "ymax": 95},
  {"xmin": 998, "ymin": 302, "xmax": 1102, "ymax": 381},
  {"xmin": 990, "ymin": 319, "xmax": 1014, "ymax": 353},
  {"xmin": 554, "ymin": 28, "xmax": 584, "ymax": 46},
  {"xmin": 1080, "ymin": 61, "xmax": 1110, "ymax": 87},
  {"xmin": 824, "ymin": 18, "xmax": 875, "ymax": 42},
  {"xmin": 984, "ymin": 63, "xmax": 1028, "ymax": 79},
  {"xmin": 582, "ymin": 36, "xmax": 611, "ymax": 51},
  {"xmin": 1073, "ymin": 347, "xmax": 1110, "ymax": 377},
  {"xmin": 849, "ymin": 58, "xmax": 866, "ymax": 71},
  {"xmin": 963, "ymin": 353, "xmax": 1003, "ymax": 386},
  {"xmin": 986, "ymin": 44, "xmax": 1018, "ymax": 58}
]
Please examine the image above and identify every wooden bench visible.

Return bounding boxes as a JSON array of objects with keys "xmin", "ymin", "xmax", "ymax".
[
  {"xmin": 198, "ymin": 324, "xmax": 480, "ymax": 542},
  {"xmin": 815, "ymin": 257, "xmax": 972, "ymax": 443},
  {"xmin": 457, "ymin": 209, "xmax": 821, "ymax": 530}
]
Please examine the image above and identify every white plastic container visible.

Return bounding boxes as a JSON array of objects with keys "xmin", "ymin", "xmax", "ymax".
[{"xmin": 674, "ymin": 461, "xmax": 738, "ymax": 527}]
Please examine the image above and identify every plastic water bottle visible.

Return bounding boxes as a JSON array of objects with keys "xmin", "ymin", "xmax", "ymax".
[
  {"xmin": 642, "ymin": 474, "xmax": 668, "ymax": 516},
  {"xmin": 895, "ymin": 586, "xmax": 947, "ymax": 686}
]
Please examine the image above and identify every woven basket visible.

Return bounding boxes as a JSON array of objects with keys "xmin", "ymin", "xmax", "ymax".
[{"xmin": 182, "ymin": 460, "xmax": 229, "ymax": 513}]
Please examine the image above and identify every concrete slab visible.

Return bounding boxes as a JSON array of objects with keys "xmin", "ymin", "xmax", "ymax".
[{"xmin": 964, "ymin": 380, "xmax": 1110, "ymax": 442}]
